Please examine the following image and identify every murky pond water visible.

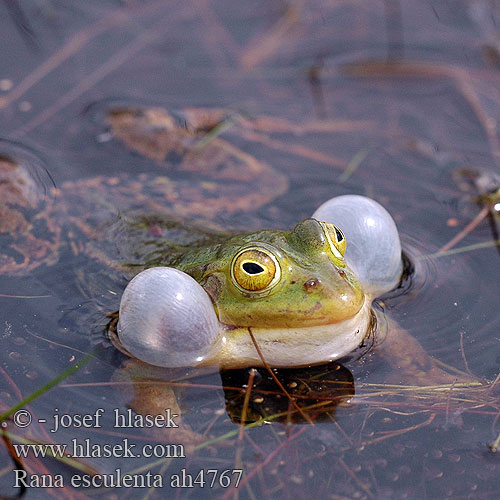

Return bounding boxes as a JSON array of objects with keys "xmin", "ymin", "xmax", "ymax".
[{"xmin": 1, "ymin": 1, "xmax": 499, "ymax": 499}]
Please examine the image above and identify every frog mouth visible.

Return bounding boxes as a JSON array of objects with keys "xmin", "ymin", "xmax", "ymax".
[{"xmin": 207, "ymin": 298, "xmax": 373, "ymax": 370}]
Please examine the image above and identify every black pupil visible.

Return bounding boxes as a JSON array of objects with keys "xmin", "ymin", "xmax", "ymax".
[
  {"xmin": 243, "ymin": 262, "xmax": 264, "ymax": 274},
  {"xmin": 335, "ymin": 228, "xmax": 344, "ymax": 242}
]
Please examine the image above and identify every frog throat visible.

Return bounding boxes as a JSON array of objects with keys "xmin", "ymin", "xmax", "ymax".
[{"xmin": 201, "ymin": 297, "xmax": 373, "ymax": 369}]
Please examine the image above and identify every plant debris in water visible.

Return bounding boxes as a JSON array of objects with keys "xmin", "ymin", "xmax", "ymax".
[{"xmin": 1, "ymin": 1, "xmax": 500, "ymax": 499}]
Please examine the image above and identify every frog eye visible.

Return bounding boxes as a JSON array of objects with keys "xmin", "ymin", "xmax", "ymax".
[
  {"xmin": 319, "ymin": 222, "xmax": 346, "ymax": 261},
  {"xmin": 231, "ymin": 247, "xmax": 281, "ymax": 292}
]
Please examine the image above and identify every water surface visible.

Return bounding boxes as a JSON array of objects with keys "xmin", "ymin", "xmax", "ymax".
[{"xmin": 0, "ymin": 1, "xmax": 499, "ymax": 499}]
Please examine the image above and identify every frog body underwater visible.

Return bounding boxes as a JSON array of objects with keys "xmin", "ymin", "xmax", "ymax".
[{"xmin": 116, "ymin": 195, "xmax": 403, "ymax": 370}]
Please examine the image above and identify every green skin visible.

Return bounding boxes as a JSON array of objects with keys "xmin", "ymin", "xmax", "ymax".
[{"xmin": 171, "ymin": 218, "xmax": 364, "ymax": 329}]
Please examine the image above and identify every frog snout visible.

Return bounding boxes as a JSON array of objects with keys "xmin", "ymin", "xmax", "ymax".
[{"xmin": 303, "ymin": 278, "xmax": 321, "ymax": 293}]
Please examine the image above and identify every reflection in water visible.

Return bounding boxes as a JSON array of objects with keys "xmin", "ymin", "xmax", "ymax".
[
  {"xmin": 114, "ymin": 360, "xmax": 355, "ymax": 433},
  {"xmin": 221, "ymin": 363, "xmax": 355, "ymax": 425}
]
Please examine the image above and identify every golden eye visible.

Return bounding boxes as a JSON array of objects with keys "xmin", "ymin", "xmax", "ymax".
[
  {"xmin": 319, "ymin": 222, "xmax": 346, "ymax": 261},
  {"xmin": 231, "ymin": 247, "xmax": 280, "ymax": 292}
]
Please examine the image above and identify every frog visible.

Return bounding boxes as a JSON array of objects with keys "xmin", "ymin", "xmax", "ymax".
[{"xmin": 115, "ymin": 215, "xmax": 371, "ymax": 369}]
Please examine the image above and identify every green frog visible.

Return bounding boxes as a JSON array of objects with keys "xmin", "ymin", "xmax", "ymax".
[{"xmin": 114, "ymin": 195, "xmax": 405, "ymax": 371}]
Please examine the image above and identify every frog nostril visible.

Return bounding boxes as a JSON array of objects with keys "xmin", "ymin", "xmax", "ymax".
[
  {"xmin": 337, "ymin": 269, "xmax": 347, "ymax": 279},
  {"xmin": 304, "ymin": 278, "xmax": 321, "ymax": 293}
]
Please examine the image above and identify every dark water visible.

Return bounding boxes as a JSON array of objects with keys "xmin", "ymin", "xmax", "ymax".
[{"xmin": 1, "ymin": 1, "xmax": 499, "ymax": 499}]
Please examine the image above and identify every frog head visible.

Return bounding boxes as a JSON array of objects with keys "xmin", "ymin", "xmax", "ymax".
[{"xmin": 184, "ymin": 219, "xmax": 364, "ymax": 329}]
